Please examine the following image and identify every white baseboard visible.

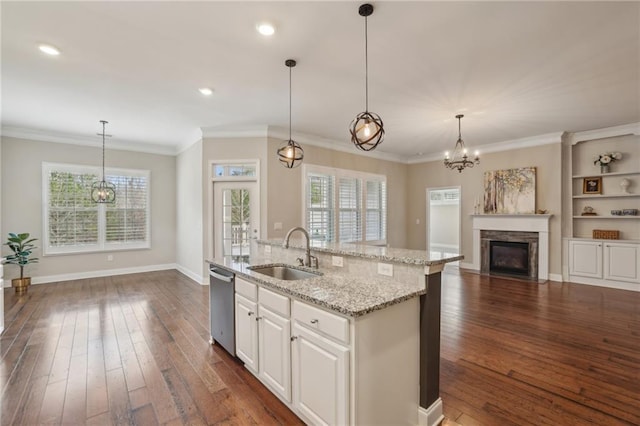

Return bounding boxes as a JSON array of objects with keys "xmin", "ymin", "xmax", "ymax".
[
  {"xmin": 418, "ymin": 398, "xmax": 444, "ymax": 426},
  {"xmin": 568, "ymin": 275, "xmax": 640, "ymax": 292},
  {"xmin": 458, "ymin": 262, "xmax": 477, "ymax": 271},
  {"xmin": 29, "ymin": 263, "xmax": 177, "ymax": 284},
  {"xmin": 548, "ymin": 273, "xmax": 563, "ymax": 282},
  {"xmin": 175, "ymin": 264, "xmax": 205, "ymax": 285}
]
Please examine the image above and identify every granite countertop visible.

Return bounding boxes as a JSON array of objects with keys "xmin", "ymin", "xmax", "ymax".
[
  {"xmin": 257, "ymin": 239, "xmax": 464, "ymax": 266},
  {"xmin": 207, "ymin": 255, "xmax": 430, "ymax": 318},
  {"xmin": 207, "ymin": 239, "xmax": 462, "ymax": 317}
]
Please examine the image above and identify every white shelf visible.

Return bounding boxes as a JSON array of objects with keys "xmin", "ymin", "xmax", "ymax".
[
  {"xmin": 573, "ymin": 216, "xmax": 640, "ymax": 219},
  {"xmin": 573, "ymin": 194, "xmax": 640, "ymax": 199},
  {"xmin": 572, "ymin": 171, "xmax": 640, "ymax": 179}
]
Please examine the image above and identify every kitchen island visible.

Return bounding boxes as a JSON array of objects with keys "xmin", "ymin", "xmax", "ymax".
[{"xmin": 208, "ymin": 238, "xmax": 462, "ymax": 426}]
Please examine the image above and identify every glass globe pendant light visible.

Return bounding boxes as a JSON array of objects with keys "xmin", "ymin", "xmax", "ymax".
[
  {"xmin": 277, "ymin": 59, "xmax": 304, "ymax": 168},
  {"xmin": 349, "ymin": 3, "xmax": 385, "ymax": 151},
  {"xmin": 91, "ymin": 120, "xmax": 116, "ymax": 203}
]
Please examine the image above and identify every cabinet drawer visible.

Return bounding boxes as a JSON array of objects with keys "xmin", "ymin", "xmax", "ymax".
[
  {"xmin": 292, "ymin": 300, "xmax": 349, "ymax": 344},
  {"xmin": 236, "ymin": 277, "xmax": 257, "ymax": 301},
  {"xmin": 259, "ymin": 287, "xmax": 290, "ymax": 318}
]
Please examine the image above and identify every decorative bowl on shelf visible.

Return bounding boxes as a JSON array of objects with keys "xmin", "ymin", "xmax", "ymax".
[{"xmin": 622, "ymin": 209, "xmax": 638, "ymax": 216}]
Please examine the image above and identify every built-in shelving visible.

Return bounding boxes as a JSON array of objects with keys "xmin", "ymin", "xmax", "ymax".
[
  {"xmin": 573, "ymin": 216, "xmax": 639, "ymax": 220},
  {"xmin": 572, "ymin": 171, "xmax": 640, "ymax": 179},
  {"xmin": 573, "ymin": 194, "xmax": 639, "ymax": 199}
]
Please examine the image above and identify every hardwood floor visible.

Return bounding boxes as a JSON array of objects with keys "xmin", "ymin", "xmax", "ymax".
[
  {"xmin": 1, "ymin": 269, "xmax": 639, "ymax": 425},
  {"xmin": 1, "ymin": 271, "xmax": 303, "ymax": 426}
]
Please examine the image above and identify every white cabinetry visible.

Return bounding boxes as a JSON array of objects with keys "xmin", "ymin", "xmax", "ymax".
[
  {"xmin": 235, "ymin": 293, "xmax": 258, "ymax": 372},
  {"xmin": 568, "ymin": 239, "xmax": 639, "ymax": 291},
  {"xmin": 603, "ymin": 242, "xmax": 640, "ymax": 283},
  {"xmin": 291, "ymin": 302, "xmax": 349, "ymax": 426},
  {"xmin": 235, "ymin": 277, "xmax": 292, "ymax": 402},
  {"xmin": 568, "ymin": 240, "xmax": 602, "ymax": 278},
  {"xmin": 234, "ymin": 276, "xmax": 421, "ymax": 424},
  {"xmin": 257, "ymin": 287, "xmax": 291, "ymax": 402}
]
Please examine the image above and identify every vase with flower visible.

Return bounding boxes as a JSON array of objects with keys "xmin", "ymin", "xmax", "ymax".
[{"xmin": 594, "ymin": 152, "xmax": 622, "ymax": 173}]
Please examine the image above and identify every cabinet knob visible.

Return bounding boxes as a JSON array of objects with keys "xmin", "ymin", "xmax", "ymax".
[
  {"xmin": 310, "ymin": 319, "xmax": 318, "ymax": 324},
  {"xmin": 255, "ymin": 316, "xmax": 263, "ymax": 321},
  {"xmin": 248, "ymin": 312, "xmax": 254, "ymax": 316},
  {"xmin": 290, "ymin": 336, "xmax": 298, "ymax": 342}
]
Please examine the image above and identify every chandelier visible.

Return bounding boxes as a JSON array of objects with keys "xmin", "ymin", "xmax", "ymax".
[
  {"xmin": 277, "ymin": 59, "xmax": 304, "ymax": 168},
  {"xmin": 91, "ymin": 120, "xmax": 116, "ymax": 203},
  {"xmin": 444, "ymin": 114, "xmax": 479, "ymax": 173},
  {"xmin": 349, "ymin": 3, "xmax": 384, "ymax": 151}
]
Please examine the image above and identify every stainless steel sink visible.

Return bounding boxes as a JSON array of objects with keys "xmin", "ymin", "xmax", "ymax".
[{"xmin": 248, "ymin": 264, "xmax": 322, "ymax": 281}]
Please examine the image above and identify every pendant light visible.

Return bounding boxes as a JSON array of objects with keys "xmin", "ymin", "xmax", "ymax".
[
  {"xmin": 349, "ymin": 3, "xmax": 385, "ymax": 151},
  {"xmin": 277, "ymin": 59, "xmax": 304, "ymax": 168},
  {"xmin": 444, "ymin": 114, "xmax": 480, "ymax": 173},
  {"xmin": 91, "ymin": 120, "xmax": 116, "ymax": 203}
]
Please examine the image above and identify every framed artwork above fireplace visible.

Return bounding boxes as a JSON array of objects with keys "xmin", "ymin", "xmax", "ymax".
[{"xmin": 483, "ymin": 167, "xmax": 536, "ymax": 214}]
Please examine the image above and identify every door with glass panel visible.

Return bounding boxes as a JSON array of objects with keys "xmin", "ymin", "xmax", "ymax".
[{"xmin": 213, "ymin": 182, "xmax": 259, "ymax": 262}]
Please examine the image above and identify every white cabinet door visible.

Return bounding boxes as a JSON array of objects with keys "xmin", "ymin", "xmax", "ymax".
[
  {"xmin": 569, "ymin": 240, "xmax": 603, "ymax": 278},
  {"xmin": 258, "ymin": 306, "xmax": 291, "ymax": 402},
  {"xmin": 604, "ymin": 243, "xmax": 640, "ymax": 283},
  {"xmin": 235, "ymin": 294, "xmax": 258, "ymax": 372},
  {"xmin": 291, "ymin": 322, "xmax": 349, "ymax": 426}
]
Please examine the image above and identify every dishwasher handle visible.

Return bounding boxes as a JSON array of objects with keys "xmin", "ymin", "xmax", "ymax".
[{"xmin": 209, "ymin": 268, "xmax": 234, "ymax": 282}]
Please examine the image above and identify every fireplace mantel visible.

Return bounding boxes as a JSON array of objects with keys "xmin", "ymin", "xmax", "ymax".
[{"xmin": 471, "ymin": 214, "xmax": 552, "ymax": 281}]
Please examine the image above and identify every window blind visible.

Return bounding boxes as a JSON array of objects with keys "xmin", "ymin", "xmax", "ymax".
[
  {"xmin": 338, "ymin": 177, "xmax": 361, "ymax": 242},
  {"xmin": 43, "ymin": 163, "xmax": 150, "ymax": 255},
  {"xmin": 306, "ymin": 173, "xmax": 334, "ymax": 241},
  {"xmin": 365, "ymin": 179, "xmax": 387, "ymax": 241}
]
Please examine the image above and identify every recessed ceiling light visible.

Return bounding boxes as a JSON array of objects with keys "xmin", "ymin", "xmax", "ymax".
[
  {"xmin": 199, "ymin": 87, "xmax": 213, "ymax": 96},
  {"xmin": 38, "ymin": 44, "xmax": 60, "ymax": 56},
  {"xmin": 257, "ymin": 23, "xmax": 275, "ymax": 36}
]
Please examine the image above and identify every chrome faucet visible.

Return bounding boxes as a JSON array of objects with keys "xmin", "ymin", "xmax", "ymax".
[{"xmin": 283, "ymin": 227, "xmax": 318, "ymax": 268}]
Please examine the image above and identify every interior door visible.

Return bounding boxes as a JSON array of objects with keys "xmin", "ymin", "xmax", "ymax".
[
  {"xmin": 426, "ymin": 187, "xmax": 461, "ymax": 264},
  {"xmin": 213, "ymin": 182, "xmax": 259, "ymax": 262}
]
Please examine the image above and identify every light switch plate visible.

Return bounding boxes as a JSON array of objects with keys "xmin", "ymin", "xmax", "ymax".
[
  {"xmin": 332, "ymin": 256, "xmax": 344, "ymax": 267},
  {"xmin": 377, "ymin": 262, "xmax": 393, "ymax": 277},
  {"xmin": 274, "ymin": 222, "xmax": 282, "ymax": 230},
  {"xmin": 264, "ymin": 245, "xmax": 272, "ymax": 254}
]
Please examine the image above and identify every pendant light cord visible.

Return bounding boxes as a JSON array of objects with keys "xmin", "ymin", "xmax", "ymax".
[
  {"xmin": 364, "ymin": 14, "xmax": 369, "ymax": 112},
  {"xmin": 458, "ymin": 116, "xmax": 462, "ymax": 141},
  {"xmin": 289, "ymin": 65, "xmax": 292, "ymax": 141},
  {"xmin": 101, "ymin": 121, "xmax": 106, "ymax": 180}
]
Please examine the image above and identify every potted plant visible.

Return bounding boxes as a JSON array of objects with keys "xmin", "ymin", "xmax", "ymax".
[
  {"xmin": 594, "ymin": 152, "xmax": 622, "ymax": 173},
  {"xmin": 3, "ymin": 232, "xmax": 39, "ymax": 294}
]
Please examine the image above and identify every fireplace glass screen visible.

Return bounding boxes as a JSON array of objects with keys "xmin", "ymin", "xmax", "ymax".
[{"xmin": 490, "ymin": 241, "xmax": 529, "ymax": 276}]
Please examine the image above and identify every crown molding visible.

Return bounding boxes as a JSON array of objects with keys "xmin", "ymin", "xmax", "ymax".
[
  {"xmin": 406, "ymin": 131, "xmax": 564, "ymax": 165},
  {"xmin": 1, "ymin": 125, "xmax": 176, "ymax": 156},
  {"xmin": 569, "ymin": 122, "xmax": 640, "ymax": 145}
]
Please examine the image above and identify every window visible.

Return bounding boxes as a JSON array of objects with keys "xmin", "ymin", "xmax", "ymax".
[
  {"xmin": 43, "ymin": 163, "xmax": 150, "ymax": 255},
  {"xmin": 303, "ymin": 165, "xmax": 386, "ymax": 243},
  {"xmin": 212, "ymin": 162, "xmax": 257, "ymax": 179}
]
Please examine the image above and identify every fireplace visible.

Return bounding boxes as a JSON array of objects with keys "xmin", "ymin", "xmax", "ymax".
[
  {"xmin": 490, "ymin": 241, "xmax": 529, "ymax": 276},
  {"xmin": 480, "ymin": 230, "xmax": 539, "ymax": 280}
]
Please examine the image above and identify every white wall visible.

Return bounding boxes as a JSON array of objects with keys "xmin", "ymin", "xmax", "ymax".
[
  {"xmin": 0, "ymin": 136, "xmax": 177, "ymax": 283},
  {"xmin": 176, "ymin": 140, "xmax": 204, "ymax": 283},
  {"xmin": 429, "ymin": 204, "xmax": 459, "ymax": 248}
]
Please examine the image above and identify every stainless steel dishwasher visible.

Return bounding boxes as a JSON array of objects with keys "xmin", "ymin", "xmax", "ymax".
[{"xmin": 209, "ymin": 266, "xmax": 235, "ymax": 356}]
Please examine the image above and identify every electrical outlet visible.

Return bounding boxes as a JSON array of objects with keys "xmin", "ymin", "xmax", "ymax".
[
  {"xmin": 107, "ymin": 255, "xmax": 113, "ymax": 262},
  {"xmin": 377, "ymin": 262, "xmax": 393, "ymax": 277},
  {"xmin": 332, "ymin": 256, "xmax": 344, "ymax": 267},
  {"xmin": 274, "ymin": 222, "xmax": 282, "ymax": 230},
  {"xmin": 264, "ymin": 245, "xmax": 272, "ymax": 254}
]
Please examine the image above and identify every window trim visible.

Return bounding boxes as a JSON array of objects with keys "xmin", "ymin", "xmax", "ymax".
[
  {"xmin": 301, "ymin": 164, "xmax": 387, "ymax": 244},
  {"xmin": 42, "ymin": 162, "xmax": 151, "ymax": 256}
]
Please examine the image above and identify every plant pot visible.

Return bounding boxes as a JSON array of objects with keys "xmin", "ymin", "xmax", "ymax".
[
  {"xmin": 11, "ymin": 277, "xmax": 31, "ymax": 294},
  {"xmin": 600, "ymin": 165, "xmax": 610, "ymax": 174}
]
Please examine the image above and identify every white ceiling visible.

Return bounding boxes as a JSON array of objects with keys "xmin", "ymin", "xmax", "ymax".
[{"xmin": 2, "ymin": 1, "xmax": 639, "ymax": 161}]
